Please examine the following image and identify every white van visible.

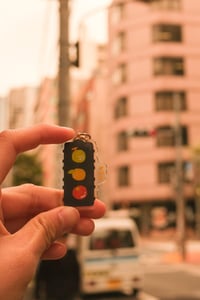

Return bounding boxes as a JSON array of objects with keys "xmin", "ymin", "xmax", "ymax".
[{"xmin": 78, "ymin": 216, "xmax": 143, "ymax": 298}]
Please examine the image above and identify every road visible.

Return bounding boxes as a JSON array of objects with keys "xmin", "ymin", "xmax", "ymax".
[
  {"xmin": 81, "ymin": 264, "xmax": 200, "ymax": 300},
  {"xmin": 24, "ymin": 240, "xmax": 200, "ymax": 300},
  {"xmin": 143, "ymin": 264, "xmax": 200, "ymax": 300},
  {"xmin": 141, "ymin": 239, "xmax": 200, "ymax": 300},
  {"xmin": 25, "ymin": 282, "xmax": 158, "ymax": 300},
  {"xmin": 83, "ymin": 292, "xmax": 158, "ymax": 300}
]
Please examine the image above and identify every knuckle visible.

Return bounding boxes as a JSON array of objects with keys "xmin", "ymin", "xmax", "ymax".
[
  {"xmin": 0, "ymin": 129, "xmax": 12, "ymax": 138},
  {"xmin": 20, "ymin": 183, "xmax": 35, "ymax": 190},
  {"xmin": 19, "ymin": 184, "xmax": 39, "ymax": 209},
  {"xmin": 32, "ymin": 214, "xmax": 56, "ymax": 248},
  {"xmin": 0, "ymin": 129, "xmax": 19, "ymax": 154},
  {"xmin": 0, "ymin": 130, "xmax": 14, "ymax": 148}
]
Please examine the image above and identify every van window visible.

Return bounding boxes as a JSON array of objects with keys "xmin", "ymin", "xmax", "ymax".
[{"xmin": 89, "ymin": 229, "xmax": 135, "ymax": 250}]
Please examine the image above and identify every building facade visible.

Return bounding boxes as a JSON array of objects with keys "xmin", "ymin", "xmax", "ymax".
[
  {"xmin": 94, "ymin": 0, "xmax": 200, "ymax": 234},
  {"xmin": 0, "ymin": 96, "xmax": 8, "ymax": 131},
  {"xmin": 8, "ymin": 86, "xmax": 38, "ymax": 129},
  {"xmin": 34, "ymin": 78, "xmax": 59, "ymax": 187}
]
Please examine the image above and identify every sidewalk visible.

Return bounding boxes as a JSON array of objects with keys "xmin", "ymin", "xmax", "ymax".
[
  {"xmin": 162, "ymin": 247, "xmax": 200, "ymax": 264},
  {"xmin": 141, "ymin": 235, "xmax": 200, "ymax": 265}
]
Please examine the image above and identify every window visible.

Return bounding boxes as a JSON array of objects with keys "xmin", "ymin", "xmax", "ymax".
[
  {"xmin": 153, "ymin": 57, "xmax": 184, "ymax": 76},
  {"xmin": 155, "ymin": 91, "xmax": 186, "ymax": 111},
  {"xmin": 118, "ymin": 166, "xmax": 129, "ymax": 186},
  {"xmin": 112, "ymin": 64, "xmax": 127, "ymax": 84},
  {"xmin": 157, "ymin": 126, "xmax": 175, "ymax": 146},
  {"xmin": 158, "ymin": 160, "xmax": 191, "ymax": 183},
  {"xmin": 110, "ymin": 3, "xmax": 124, "ymax": 24},
  {"xmin": 158, "ymin": 161, "xmax": 175, "ymax": 183},
  {"xmin": 117, "ymin": 131, "xmax": 128, "ymax": 151},
  {"xmin": 115, "ymin": 96, "xmax": 127, "ymax": 118},
  {"xmin": 181, "ymin": 126, "xmax": 188, "ymax": 145},
  {"xmin": 89, "ymin": 229, "xmax": 134, "ymax": 250},
  {"xmin": 156, "ymin": 125, "xmax": 188, "ymax": 147},
  {"xmin": 150, "ymin": 0, "xmax": 181, "ymax": 10},
  {"xmin": 112, "ymin": 31, "xmax": 126, "ymax": 54},
  {"xmin": 153, "ymin": 24, "xmax": 182, "ymax": 42}
]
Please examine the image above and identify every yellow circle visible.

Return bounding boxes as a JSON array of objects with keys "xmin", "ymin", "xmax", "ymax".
[
  {"xmin": 72, "ymin": 149, "xmax": 86, "ymax": 163},
  {"xmin": 71, "ymin": 168, "xmax": 86, "ymax": 181}
]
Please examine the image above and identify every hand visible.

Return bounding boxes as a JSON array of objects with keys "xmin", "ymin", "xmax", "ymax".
[{"xmin": 0, "ymin": 124, "xmax": 106, "ymax": 300}]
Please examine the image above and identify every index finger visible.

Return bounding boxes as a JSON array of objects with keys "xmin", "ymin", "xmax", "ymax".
[{"xmin": 0, "ymin": 124, "xmax": 75, "ymax": 183}]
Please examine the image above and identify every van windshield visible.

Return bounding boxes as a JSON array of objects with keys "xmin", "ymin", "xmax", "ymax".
[{"xmin": 89, "ymin": 229, "xmax": 135, "ymax": 250}]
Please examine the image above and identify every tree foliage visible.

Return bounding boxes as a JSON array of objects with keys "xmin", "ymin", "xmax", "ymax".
[{"xmin": 13, "ymin": 153, "xmax": 43, "ymax": 186}]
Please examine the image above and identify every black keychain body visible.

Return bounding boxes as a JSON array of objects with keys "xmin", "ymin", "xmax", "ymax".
[{"xmin": 63, "ymin": 137, "xmax": 95, "ymax": 206}]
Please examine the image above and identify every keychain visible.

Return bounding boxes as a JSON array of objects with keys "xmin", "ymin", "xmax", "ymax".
[{"xmin": 63, "ymin": 133, "xmax": 107, "ymax": 207}]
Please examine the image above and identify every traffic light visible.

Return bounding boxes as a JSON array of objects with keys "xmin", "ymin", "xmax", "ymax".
[
  {"xmin": 71, "ymin": 41, "xmax": 80, "ymax": 68},
  {"xmin": 138, "ymin": 0, "xmax": 151, "ymax": 2},
  {"xmin": 63, "ymin": 137, "xmax": 95, "ymax": 206},
  {"xmin": 130, "ymin": 128, "xmax": 157, "ymax": 137},
  {"xmin": 133, "ymin": 129, "xmax": 149, "ymax": 137}
]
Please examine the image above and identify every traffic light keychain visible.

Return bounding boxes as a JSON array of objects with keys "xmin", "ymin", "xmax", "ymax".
[{"xmin": 63, "ymin": 133, "xmax": 107, "ymax": 207}]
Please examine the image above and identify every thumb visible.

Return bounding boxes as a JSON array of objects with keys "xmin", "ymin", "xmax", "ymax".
[{"xmin": 17, "ymin": 206, "xmax": 80, "ymax": 259}]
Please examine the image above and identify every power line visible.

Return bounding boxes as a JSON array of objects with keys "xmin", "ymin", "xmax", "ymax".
[{"xmin": 37, "ymin": 1, "xmax": 58, "ymax": 82}]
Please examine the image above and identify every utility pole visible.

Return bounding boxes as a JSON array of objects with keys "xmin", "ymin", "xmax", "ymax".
[
  {"xmin": 58, "ymin": 0, "xmax": 70, "ymax": 127},
  {"xmin": 54, "ymin": 0, "xmax": 70, "ymax": 189},
  {"xmin": 192, "ymin": 147, "xmax": 200, "ymax": 238},
  {"xmin": 174, "ymin": 93, "xmax": 186, "ymax": 260}
]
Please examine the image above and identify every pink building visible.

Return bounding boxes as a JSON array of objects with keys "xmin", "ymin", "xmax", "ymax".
[
  {"xmin": 90, "ymin": 0, "xmax": 200, "ymax": 234},
  {"xmin": 72, "ymin": 76, "xmax": 94, "ymax": 133}
]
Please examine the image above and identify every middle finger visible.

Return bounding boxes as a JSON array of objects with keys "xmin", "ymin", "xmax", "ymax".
[
  {"xmin": 2, "ymin": 184, "xmax": 63, "ymax": 220},
  {"xmin": 2, "ymin": 185, "xmax": 106, "ymax": 220}
]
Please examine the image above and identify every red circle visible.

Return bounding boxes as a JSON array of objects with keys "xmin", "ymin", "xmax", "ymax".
[{"xmin": 72, "ymin": 185, "xmax": 88, "ymax": 200}]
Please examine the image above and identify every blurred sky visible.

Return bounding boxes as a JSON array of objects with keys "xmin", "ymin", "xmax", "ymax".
[{"xmin": 0, "ymin": 0, "xmax": 111, "ymax": 96}]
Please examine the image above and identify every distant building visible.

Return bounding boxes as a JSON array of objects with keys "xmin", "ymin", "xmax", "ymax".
[
  {"xmin": 0, "ymin": 96, "xmax": 10, "ymax": 187},
  {"xmin": 34, "ymin": 78, "xmax": 59, "ymax": 187},
  {"xmin": 7, "ymin": 80, "xmax": 61, "ymax": 188},
  {"xmin": 34, "ymin": 78, "xmax": 57, "ymax": 125},
  {"xmin": 0, "ymin": 96, "xmax": 8, "ymax": 130},
  {"xmin": 71, "ymin": 76, "xmax": 94, "ymax": 133},
  {"xmin": 8, "ymin": 86, "xmax": 38, "ymax": 129},
  {"xmin": 3, "ymin": 86, "xmax": 39, "ymax": 187},
  {"xmin": 90, "ymin": 0, "xmax": 200, "ymax": 234}
]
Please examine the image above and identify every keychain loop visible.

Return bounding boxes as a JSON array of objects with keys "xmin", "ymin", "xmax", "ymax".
[{"xmin": 74, "ymin": 133, "xmax": 91, "ymax": 142}]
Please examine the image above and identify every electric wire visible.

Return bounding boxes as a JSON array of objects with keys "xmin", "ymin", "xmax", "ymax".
[{"xmin": 37, "ymin": 0, "xmax": 58, "ymax": 82}]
